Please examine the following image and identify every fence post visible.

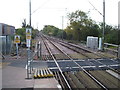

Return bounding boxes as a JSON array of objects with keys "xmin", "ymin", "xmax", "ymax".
[
  {"xmin": 37, "ymin": 41, "xmax": 42, "ymax": 60},
  {"xmin": 118, "ymin": 45, "xmax": 120, "ymax": 59}
]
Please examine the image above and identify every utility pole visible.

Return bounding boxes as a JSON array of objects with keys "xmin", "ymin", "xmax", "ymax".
[
  {"xmin": 88, "ymin": 0, "xmax": 105, "ymax": 51},
  {"xmin": 26, "ymin": 0, "xmax": 32, "ymax": 79},
  {"xmin": 118, "ymin": 1, "xmax": 120, "ymax": 59},
  {"xmin": 62, "ymin": 16, "xmax": 64, "ymax": 40},
  {"xmin": 29, "ymin": 0, "xmax": 31, "ymax": 27},
  {"xmin": 102, "ymin": 0, "xmax": 105, "ymax": 51}
]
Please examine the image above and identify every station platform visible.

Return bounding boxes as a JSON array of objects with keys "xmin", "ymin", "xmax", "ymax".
[
  {"xmin": 2, "ymin": 59, "xmax": 61, "ymax": 89},
  {"xmin": 34, "ymin": 78, "xmax": 61, "ymax": 89}
]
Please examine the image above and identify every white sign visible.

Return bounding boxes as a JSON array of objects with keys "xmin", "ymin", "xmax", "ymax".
[
  {"xmin": 26, "ymin": 39, "xmax": 31, "ymax": 47},
  {"xmin": 14, "ymin": 35, "xmax": 20, "ymax": 43}
]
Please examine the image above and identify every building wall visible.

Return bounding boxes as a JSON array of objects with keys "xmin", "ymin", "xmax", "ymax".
[
  {"xmin": 0, "ymin": 23, "xmax": 15, "ymax": 55},
  {"xmin": 0, "ymin": 23, "xmax": 15, "ymax": 36}
]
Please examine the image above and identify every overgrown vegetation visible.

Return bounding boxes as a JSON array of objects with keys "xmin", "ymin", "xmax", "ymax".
[
  {"xmin": 42, "ymin": 10, "xmax": 120, "ymax": 45},
  {"xmin": 42, "ymin": 25, "xmax": 67, "ymax": 39},
  {"xmin": 15, "ymin": 27, "xmax": 39, "ymax": 42}
]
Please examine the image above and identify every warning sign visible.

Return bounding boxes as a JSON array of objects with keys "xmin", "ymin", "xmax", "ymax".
[
  {"xmin": 26, "ymin": 28, "xmax": 32, "ymax": 40},
  {"xmin": 26, "ymin": 28, "xmax": 32, "ymax": 35},
  {"xmin": 14, "ymin": 35, "xmax": 20, "ymax": 43},
  {"xmin": 26, "ymin": 34, "xmax": 31, "ymax": 40}
]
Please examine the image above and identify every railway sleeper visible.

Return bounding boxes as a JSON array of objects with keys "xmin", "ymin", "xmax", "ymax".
[
  {"xmin": 75, "ymin": 71, "xmax": 101, "ymax": 88},
  {"xmin": 48, "ymin": 55, "xmax": 52, "ymax": 60},
  {"xmin": 68, "ymin": 72, "xmax": 85, "ymax": 88},
  {"xmin": 55, "ymin": 71, "xmax": 66, "ymax": 89},
  {"xmin": 89, "ymin": 70, "xmax": 120, "ymax": 88},
  {"xmin": 41, "ymin": 55, "xmax": 45, "ymax": 60},
  {"xmin": 54, "ymin": 54, "xmax": 70, "ymax": 60},
  {"xmin": 64, "ymin": 72, "xmax": 77, "ymax": 89},
  {"xmin": 96, "ymin": 70, "xmax": 120, "ymax": 88},
  {"xmin": 41, "ymin": 55, "xmax": 51, "ymax": 60}
]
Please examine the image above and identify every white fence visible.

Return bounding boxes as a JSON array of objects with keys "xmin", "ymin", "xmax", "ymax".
[{"xmin": 104, "ymin": 43, "xmax": 120, "ymax": 58}]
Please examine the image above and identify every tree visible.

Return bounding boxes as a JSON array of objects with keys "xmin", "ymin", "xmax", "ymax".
[
  {"xmin": 66, "ymin": 10, "xmax": 100, "ymax": 41},
  {"xmin": 42, "ymin": 10, "xmax": 119, "ymax": 45},
  {"xmin": 16, "ymin": 27, "xmax": 39, "ymax": 42},
  {"xmin": 16, "ymin": 28, "xmax": 26, "ymax": 42},
  {"xmin": 22, "ymin": 19, "xmax": 26, "ymax": 28},
  {"xmin": 42, "ymin": 25, "xmax": 67, "ymax": 39}
]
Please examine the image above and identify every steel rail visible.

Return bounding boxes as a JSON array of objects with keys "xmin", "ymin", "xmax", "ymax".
[
  {"xmin": 40, "ymin": 35, "xmax": 72, "ymax": 89},
  {"xmin": 59, "ymin": 42, "xmax": 90, "ymax": 58},
  {"xmin": 56, "ymin": 71, "xmax": 65, "ymax": 88},
  {"xmin": 44, "ymin": 35, "xmax": 90, "ymax": 59},
  {"xmin": 49, "ymin": 36, "xmax": 120, "ymax": 75},
  {"xmin": 93, "ymin": 59, "xmax": 120, "ymax": 75},
  {"xmin": 58, "ymin": 41, "xmax": 107, "ymax": 59},
  {"xmin": 46, "ymin": 37, "xmax": 108, "ymax": 90},
  {"xmin": 64, "ymin": 41, "xmax": 116, "ymax": 59},
  {"xmin": 43, "ymin": 34, "xmax": 120, "ymax": 87},
  {"xmin": 49, "ymin": 36, "xmax": 110, "ymax": 59},
  {"xmin": 49, "ymin": 36, "xmax": 120, "ymax": 73}
]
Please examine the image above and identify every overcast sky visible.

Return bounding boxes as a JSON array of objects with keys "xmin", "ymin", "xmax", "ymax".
[{"xmin": 0, "ymin": 0, "xmax": 119, "ymax": 30}]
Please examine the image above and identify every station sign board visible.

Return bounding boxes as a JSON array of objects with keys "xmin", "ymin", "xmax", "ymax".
[{"xmin": 14, "ymin": 35, "xmax": 20, "ymax": 43}]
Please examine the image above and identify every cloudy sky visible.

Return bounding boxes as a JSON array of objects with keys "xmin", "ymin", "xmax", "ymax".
[{"xmin": 0, "ymin": 0, "xmax": 119, "ymax": 30}]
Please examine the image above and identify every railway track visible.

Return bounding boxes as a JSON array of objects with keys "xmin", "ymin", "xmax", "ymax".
[
  {"xmin": 41, "ymin": 35, "xmax": 72, "ymax": 89},
  {"xmin": 45, "ymin": 37, "xmax": 108, "ymax": 89},
  {"xmin": 41, "ymin": 35, "xmax": 71, "ymax": 60},
  {"xmin": 48, "ymin": 36, "xmax": 116, "ymax": 59},
  {"xmin": 43, "ymin": 35, "xmax": 120, "ymax": 74},
  {"xmin": 40, "ymin": 34, "xmax": 115, "ymax": 60},
  {"xmin": 34, "ymin": 34, "xmax": 120, "ymax": 89}
]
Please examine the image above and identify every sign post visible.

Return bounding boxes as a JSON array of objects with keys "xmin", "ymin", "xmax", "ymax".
[
  {"xmin": 26, "ymin": 28, "xmax": 32, "ymax": 79},
  {"xmin": 14, "ymin": 35, "xmax": 20, "ymax": 59}
]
